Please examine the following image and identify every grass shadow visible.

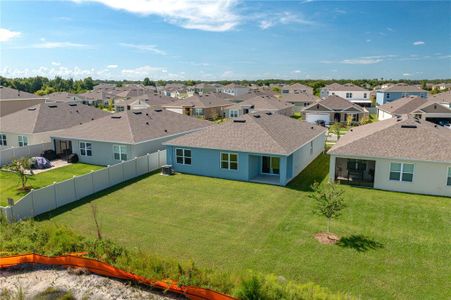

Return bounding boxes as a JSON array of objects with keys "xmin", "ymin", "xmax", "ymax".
[
  {"xmin": 337, "ymin": 235, "xmax": 384, "ymax": 252},
  {"xmin": 35, "ymin": 171, "xmax": 160, "ymax": 221},
  {"xmin": 286, "ymin": 152, "xmax": 330, "ymax": 192}
]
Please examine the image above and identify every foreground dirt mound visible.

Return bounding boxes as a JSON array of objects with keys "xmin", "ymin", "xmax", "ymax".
[{"xmin": 0, "ymin": 265, "xmax": 184, "ymax": 300}]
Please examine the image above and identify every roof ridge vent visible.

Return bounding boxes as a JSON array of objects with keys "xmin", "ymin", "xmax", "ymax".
[
  {"xmin": 233, "ymin": 119, "xmax": 246, "ymax": 123},
  {"xmin": 154, "ymin": 109, "xmax": 163, "ymax": 112},
  {"xmin": 111, "ymin": 115, "xmax": 122, "ymax": 119},
  {"xmin": 401, "ymin": 124, "xmax": 417, "ymax": 128},
  {"xmin": 133, "ymin": 111, "xmax": 142, "ymax": 115},
  {"xmin": 28, "ymin": 107, "xmax": 36, "ymax": 111},
  {"xmin": 253, "ymin": 114, "xmax": 261, "ymax": 118},
  {"xmin": 48, "ymin": 104, "xmax": 58, "ymax": 108}
]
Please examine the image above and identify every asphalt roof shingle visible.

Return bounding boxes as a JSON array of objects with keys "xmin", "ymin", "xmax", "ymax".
[
  {"xmin": 165, "ymin": 113, "xmax": 327, "ymax": 155},
  {"xmin": 328, "ymin": 116, "xmax": 451, "ymax": 162}
]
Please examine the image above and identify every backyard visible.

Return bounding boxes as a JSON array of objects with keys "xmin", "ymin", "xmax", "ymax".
[
  {"xmin": 38, "ymin": 154, "xmax": 450, "ymax": 299},
  {"xmin": 0, "ymin": 163, "xmax": 103, "ymax": 206}
]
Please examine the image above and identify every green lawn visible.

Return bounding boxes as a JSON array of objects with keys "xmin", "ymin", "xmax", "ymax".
[
  {"xmin": 39, "ymin": 155, "xmax": 450, "ymax": 299},
  {"xmin": 0, "ymin": 163, "xmax": 103, "ymax": 206}
]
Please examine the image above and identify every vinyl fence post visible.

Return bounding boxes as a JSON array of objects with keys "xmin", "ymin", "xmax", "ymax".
[
  {"xmin": 158, "ymin": 150, "xmax": 161, "ymax": 167},
  {"xmin": 146, "ymin": 153, "xmax": 150, "ymax": 173},
  {"xmin": 134, "ymin": 157, "xmax": 138, "ymax": 177},
  {"xmin": 121, "ymin": 161, "xmax": 125, "ymax": 181},
  {"xmin": 107, "ymin": 165, "xmax": 111, "ymax": 185},
  {"xmin": 53, "ymin": 182, "xmax": 57, "ymax": 209},
  {"xmin": 91, "ymin": 170, "xmax": 95, "ymax": 193},
  {"xmin": 30, "ymin": 189, "xmax": 35, "ymax": 218},
  {"xmin": 73, "ymin": 176, "xmax": 78, "ymax": 200}
]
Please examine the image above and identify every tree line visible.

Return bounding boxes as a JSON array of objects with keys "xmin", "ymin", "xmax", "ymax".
[{"xmin": 1, "ymin": 75, "xmax": 449, "ymax": 96}]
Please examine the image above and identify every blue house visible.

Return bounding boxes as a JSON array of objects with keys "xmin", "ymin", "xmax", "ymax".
[
  {"xmin": 164, "ymin": 113, "xmax": 327, "ymax": 186},
  {"xmin": 376, "ymin": 83, "xmax": 427, "ymax": 105}
]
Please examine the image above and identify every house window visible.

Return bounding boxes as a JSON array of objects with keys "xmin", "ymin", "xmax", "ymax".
[
  {"xmin": 0, "ymin": 134, "xmax": 6, "ymax": 146},
  {"xmin": 363, "ymin": 93, "xmax": 367, "ymax": 98},
  {"xmin": 447, "ymin": 167, "xmax": 451, "ymax": 186},
  {"xmin": 176, "ymin": 148, "xmax": 191, "ymax": 165},
  {"xmin": 113, "ymin": 145, "xmax": 127, "ymax": 161},
  {"xmin": 389, "ymin": 163, "xmax": 414, "ymax": 182},
  {"xmin": 229, "ymin": 110, "xmax": 239, "ymax": 118},
  {"xmin": 386, "ymin": 93, "xmax": 390, "ymax": 99},
  {"xmin": 220, "ymin": 152, "xmax": 238, "ymax": 170},
  {"xmin": 346, "ymin": 92, "xmax": 352, "ymax": 98},
  {"xmin": 193, "ymin": 108, "xmax": 204, "ymax": 116},
  {"xmin": 80, "ymin": 142, "xmax": 92, "ymax": 156},
  {"xmin": 18, "ymin": 136, "xmax": 28, "ymax": 147}
]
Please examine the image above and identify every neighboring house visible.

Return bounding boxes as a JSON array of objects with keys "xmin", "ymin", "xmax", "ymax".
[
  {"xmin": 114, "ymin": 94, "xmax": 174, "ymax": 112},
  {"xmin": 221, "ymin": 83, "xmax": 250, "ymax": 96},
  {"xmin": 224, "ymin": 90, "xmax": 277, "ymax": 104},
  {"xmin": 280, "ymin": 93, "xmax": 320, "ymax": 112},
  {"xmin": 303, "ymin": 95, "xmax": 369, "ymax": 125},
  {"xmin": 187, "ymin": 83, "xmax": 222, "ymax": 96},
  {"xmin": 0, "ymin": 103, "xmax": 109, "ymax": 147},
  {"xmin": 78, "ymin": 90, "xmax": 115, "ymax": 106},
  {"xmin": 328, "ymin": 115, "xmax": 451, "ymax": 197},
  {"xmin": 0, "ymin": 86, "xmax": 46, "ymax": 117},
  {"xmin": 161, "ymin": 83, "xmax": 187, "ymax": 98},
  {"xmin": 225, "ymin": 95, "xmax": 294, "ymax": 118},
  {"xmin": 376, "ymin": 83, "xmax": 427, "ymax": 104},
  {"xmin": 164, "ymin": 113, "xmax": 327, "ymax": 186},
  {"xmin": 320, "ymin": 83, "xmax": 371, "ymax": 107},
  {"xmin": 429, "ymin": 90, "xmax": 451, "ymax": 109},
  {"xmin": 50, "ymin": 109, "xmax": 211, "ymax": 166},
  {"xmin": 45, "ymin": 92, "xmax": 85, "ymax": 104},
  {"xmin": 377, "ymin": 96, "xmax": 451, "ymax": 125},
  {"xmin": 162, "ymin": 94, "xmax": 231, "ymax": 120},
  {"xmin": 432, "ymin": 83, "xmax": 451, "ymax": 91},
  {"xmin": 93, "ymin": 83, "xmax": 117, "ymax": 93},
  {"xmin": 281, "ymin": 83, "xmax": 313, "ymax": 95}
]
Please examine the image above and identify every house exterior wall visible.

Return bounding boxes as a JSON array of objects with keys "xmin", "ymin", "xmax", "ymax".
[
  {"xmin": 1, "ymin": 130, "xmax": 64, "ymax": 147},
  {"xmin": 376, "ymin": 91, "xmax": 428, "ymax": 105},
  {"xmin": 288, "ymin": 132, "xmax": 325, "ymax": 182},
  {"xmin": 330, "ymin": 155, "xmax": 451, "ymax": 197},
  {"xmin": 377, "ymin": 109, "xmax": 393, "ymax": 120},
  {"xmin": 321, "ymin": 90, "xmax": 370, "ymax": 103}
]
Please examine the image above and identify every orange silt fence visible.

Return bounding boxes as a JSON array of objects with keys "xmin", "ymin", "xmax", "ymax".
[{"xmin": 0, "ymin": 253, "xmax": 237, "ymax": 300}]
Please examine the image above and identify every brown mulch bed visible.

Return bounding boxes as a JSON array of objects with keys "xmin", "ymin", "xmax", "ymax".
[{"xmin": 314, "ymin": 232, "xmax": 340, "ymax": 244}]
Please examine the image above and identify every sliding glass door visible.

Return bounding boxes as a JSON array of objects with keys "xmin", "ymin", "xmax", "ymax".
[{"xmin": 261, "ymin": 156, "xmax": 280, "ymax": 175}]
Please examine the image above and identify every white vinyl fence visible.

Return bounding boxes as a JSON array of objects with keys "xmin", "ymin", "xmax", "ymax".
[
  {"xmin": 0, "ymin": 142, "xmax": 52, "ymax": 167},
  {"xmin": 1, "ymin": 150, "xmax": 167, "ymax": 222}
]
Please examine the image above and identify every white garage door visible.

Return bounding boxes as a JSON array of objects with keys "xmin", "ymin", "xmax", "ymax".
[{"xmin": 306, "ymin": 113, "xmax": 330, "ymax": 124}]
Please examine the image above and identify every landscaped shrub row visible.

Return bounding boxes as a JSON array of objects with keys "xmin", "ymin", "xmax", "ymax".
[{"xmin": 0, "ymin": 217, "xmax": 354, "ymax": 299}]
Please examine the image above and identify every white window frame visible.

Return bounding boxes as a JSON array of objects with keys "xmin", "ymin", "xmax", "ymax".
[
  {"xmin": 79, "ymin": 141, "xmax": 92, "ymax": 156},
  {"xmin": 389, "ymin": 162, "xmax": 414, "ymax": 182},
  {"xmin": 175, "ymin": 148, "xmax": 192, "ymax": 165},
  {"xmin": 229, "ymin": 110, "xmax": 239, "ymax": 118},
  {"xmin": 18, "ymin": 135, "xmax": 28, "ymax": 147},
  {"xmin": 346, "ymin": 92, "xmax": 353, "ymax": 99},
  {"xmin": 447, "ymin": 167, "xmax": 451, "ymax": 186},
  {"xmin": 220, "ymin": 152, "xmax": 238, "ymax": 171},
  {"xmin": 113, "ymin": 144, "xmax": 127, "ymax": 161},
  {"xmin": 0, "ymin": 134, "xmax": 6, "ymax": 146},
  {"xmin": 363, "ymin": 93, "xmax": 367, "ymax": 99}
]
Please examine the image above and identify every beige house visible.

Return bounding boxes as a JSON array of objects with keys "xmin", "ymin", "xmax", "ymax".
[
  {"xmin": 280, "ymin": 92, "xmax": 320, "ymax": 112},
  {"xmin": 0, "ymin": 86, "xmax": 46, "ymax": 117},
  {"xmin": 225, "ymin": 95, "xmax": 294, "ymax": 118},
  {"xmin": 162, "ymin": 94, "xmax": 231, "ymax": 120},
  {"xmin": 303, "ymin": 95, "xmax": 368, "ymax": 125},
  {"xmin": 328, "ymin": 116, "xmax": 451, "ymax": 197},
  {"xmin": 114, "ymin": 94, "xmax": 174, "ymax": 112}
]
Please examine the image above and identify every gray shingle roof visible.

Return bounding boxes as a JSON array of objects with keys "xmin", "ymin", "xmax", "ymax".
[
  {"xmin": 228, "ymin": 95, "xmax": 294, "ymax": 111},
  {"xmin": 328, "ymin": 116, "xmax": 451, "ymax": 162},
  {"xmin": 379, "ymin": 83, "xmax": 426, "ymax": 93},
  {"xmin": 0, "ymin": 103, "xmax": 110, "ymax": 134},
  {"xmin": 52, "ymin": 108, "xmax": 212, "ymax": 144},
  {"xmin": 0, "ymin": 86, "xmax": 42, "ymax": 100},
  {"xmin": 304, "ymin": 95, "xmax": 366, "ymax": 112},
  {"xmin": 377, "ymin": 96, "xmax": 427, "ymax": 114},
  {"xmin": 163, "ymin": 93, "xmax": 231, "ymax": 109},
  {"xmin": 429, "ymin": 91, "xmax": 451, "ymax": 104},
  {"xmin": 324, "ymin": 83, "xmax": 369, "ymax": 92},
  {"xmin": 165, "ymin": 113, "xmax": 327, "ymax": 155},
  {"xmin": 280, "ymin": 93, "xmax": 320, "ymax": 103}
]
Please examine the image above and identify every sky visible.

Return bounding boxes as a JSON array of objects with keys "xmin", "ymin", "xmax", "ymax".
[{"xmin": 0, "ymin": 0, "xmax": 450, "ymax": 80}]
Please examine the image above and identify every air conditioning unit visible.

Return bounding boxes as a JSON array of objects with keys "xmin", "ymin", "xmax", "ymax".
[{"xmin": 161, "ymin": 165, "xmax": 174, "ymax": 176}]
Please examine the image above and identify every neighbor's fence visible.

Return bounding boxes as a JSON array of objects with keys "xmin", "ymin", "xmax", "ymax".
[
  {"xmin": 1, "ymin": 150, "xmax": 166, "ymax": 222},
  {"xmin": 0, "ymin": 142, "xmax": 52, "ymax": 167}
]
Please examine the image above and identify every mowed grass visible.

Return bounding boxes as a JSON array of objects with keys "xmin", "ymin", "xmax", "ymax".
[
  {"xmin": 0, "ymin": 163, "xmax": 103, "ymax": 206},
  {"xmin": 39, "ymin": 154, "xmax": 450, "ymax": 299}
]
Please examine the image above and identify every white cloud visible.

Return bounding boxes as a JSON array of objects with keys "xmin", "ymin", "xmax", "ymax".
[
  {"xmin": 342, "ymin": 58, "xmax": 383, "ymax": 65},
  {"xmin": 365, "ymin": 39, "xmax": 371, "ymax": 43},
  {"xmin": 121, "ymin": 65, "xmax": 172, "ymax": 79},
  {"xmin": 0, "ymin": 28, "xmax": 21, "ymax": 42},
  {"xmin": 107, "ymin": 64, "xmax": 118, "ymax": 69},
  {"xmin": 258, "ymin": 11, "xmax": 315, "ymax": 29},
  {"xmin": 51, "ymin": 62, "xmax": 61, "ymax": 66},
  {"xmin": 293, "ymin": 70, "xmax": 301, "ymax": 73},
  {"xmin": 0, "ymin": 66, "xmax": 98, "ymax": 79},
  {"xmin": 32, "ymin": 41, "xmax": 90, "ymax": 49},
  {"xmin": 413, "ymin": 41, "xmax": 425, "ymax": 46},
  {"xmin": 403, "ymin": 73, "xmax": 412, "ymax": 76},
  {"xmin": 73, "ymin": 0, "xmax": 240, "ymax": 32},
  {"xmin": 119, "ymin": 43, "xmax": 166, "ymax": 55}
]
